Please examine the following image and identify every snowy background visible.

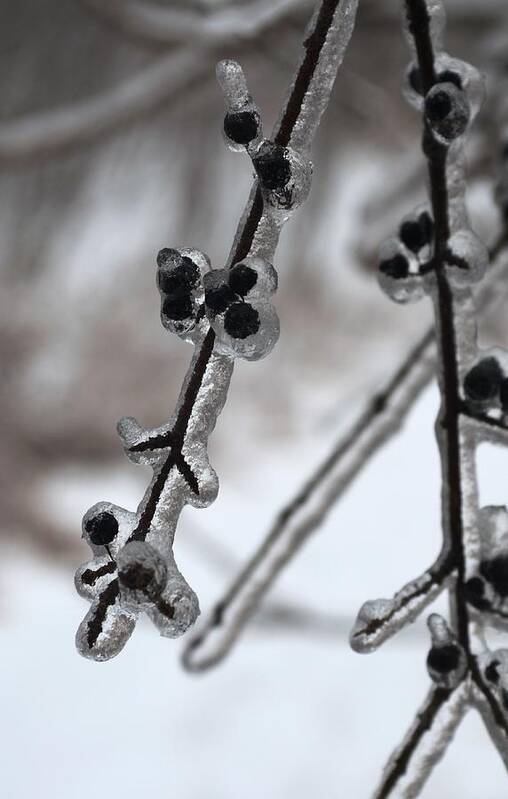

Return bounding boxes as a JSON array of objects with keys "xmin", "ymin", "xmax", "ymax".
[{"xmin": 2, "ymin": 0, "xmax": 508, "ymax": 796}]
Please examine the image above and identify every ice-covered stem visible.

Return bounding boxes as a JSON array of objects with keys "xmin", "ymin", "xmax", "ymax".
[
  {"xmin": 74, "ymin": 0, "xmax": 358, "ymax": 661},
  {"xmin": 374, "ymin": 683, "xmax": 469, "ymax": 799},
  {"xmin": 349, "ymin": 0, "xmax": 508, "ymax": 792},
  {"xmin": 182, "ymin": 238, "xmax": 508, "ymax": 673}
]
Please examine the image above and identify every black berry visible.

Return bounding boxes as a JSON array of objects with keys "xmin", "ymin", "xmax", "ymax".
[
  {"xmin": 480, "ymin": 555, "xmax": 508, "ymax": 597},
  {"xmin": 464, "ymin": 577, "xmax": 490, "ymax": 610},
  {"xmin": 399, "ymin": 212, "xmax": 434, "ymax": 253},
  {"xmin": 379, "ymin": 253, "xmax": 409, "ymax": 279},
  {"xmin": 253, "ymin": 144, "xmax": 291, "ymax": 191},
  {"xmin": 158, "ymin": 260, "xmax": 200, "ymax": 295},
  {"xmin": 425, "ymin": 83, "xmax": 470, "ymax": 141},
  {"xmin": 85, "ymin": 511, "xmax": 118, "ymax": 546},
  {"xmin": 224, "ymin": 302, "xmax": 260, "ymax": 339},
  {"xmin": 427, "ymin": 644, "xmax": 461, "ymax": 674},
  {"xmin": 205, "ymin": 284, "xmax": 236, "ymax": 315},
  {"xmin": 162, "ymin": 292, "xmax": 193, "ymax": 321},
  {"xmin": 224, "ymin": 110, "xmax": 260, "ymax": 145},
  {"xmin": 118, "ymin": 563, "xmax": 154, "ymax": 591},
  {"xmin": 229, "ymin": 264, "xmax": 258, "ymax": 296},
  {"xmin": 157, "ymin": 248, "xmax": 181, "ymax": 269},
  {"xmin": 485, "ymin": 660, "xmax": 501, "ymax": 685},
  {"xmin": 463, "ymin": 358, "xmax": 502, "ymax": 403}
]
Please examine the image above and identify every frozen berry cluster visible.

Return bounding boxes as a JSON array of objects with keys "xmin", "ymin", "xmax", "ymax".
[
  {"xmin": 75, "ymin": 502, "xmax": 199, "ymax": 660},
  {"xmin": 156, "ymin": 247, "xmax": 280, "ymax": 361}
]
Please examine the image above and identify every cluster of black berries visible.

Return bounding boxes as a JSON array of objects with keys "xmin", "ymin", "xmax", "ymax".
[
  {"xmin": 155, "ymin": 246, "xmax": 279, "ymax": 360},
  {"xmin": 408, "ymin": 64, "xmax": 470, "ymax": 143},
  {"xmin": 378, "ymin": 208, "xmax": 434, "ymax": 302},
  {"xmin": 204, "ymin": 263, "xmax": 261, "ymax": 340},
  {"xmin": 204, "ymin": 255, "xmax": 280, "ymax": 361},
  {"xmin": 462, "ymin": 355, "xmax": 508, "ymax": 413},
  {"xmin": 157, "ymin": 247, "xmax": 209, "ymax": 340}
]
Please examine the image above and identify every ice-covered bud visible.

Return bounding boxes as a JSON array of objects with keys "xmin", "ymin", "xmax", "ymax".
[
  {"xmin": 464, "ymin": 576, "xmax": 491, "ymax": 611},
  {"xmin": 399, "ymin": 208, "xmax": 434, "ymax": 254},
  {"xmin": 378, "ymin": 237, "xmax": 426, "ymax": 304},
  {"xmin": 252, "ymin": 140, "xmax": 312, "ymax": 213},
  {"xmin": 444, "ymin": 230, "xmax": 488, "ymax": 287},
  {"xmin": 405, "ymin": 63, "xmax": 462, "ymax": 107},
  {"xmin": 204, "ymin": 257, "xmax": 279, "ymax": 361},
  {"xmin": 463, "ymin": 357, "xmax": 502, "ymax": 405},
  {"xmin": 424, "ymin": 82, "xmax": 470, "ymax": 142},
  {"xmin": 426, "ymin": 614, "xmax": 466, "ymax": 689},
  {"xmin": 148, "ymin": 579, "xmax": 200, "ymax": 638},
  {"xmin": 117, "ymin": 541, "xmax": 168, "ymax": 605},
  {"xmin": 479, "ymin": 650, "xmax": 508, "ymax": 711},
  {"xmin": 156, "ymin": 247, "xmax": 210, "ymax": 341},
  {"xmin": 216, "ymin": 60, "xmax": 262, "ymax": 152}
]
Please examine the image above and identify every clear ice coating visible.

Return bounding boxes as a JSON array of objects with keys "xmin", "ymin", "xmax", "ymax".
[
  {"xmin": 351, "ymin": 0, "xmax": 508, "ymax": 792},
  {"xmin": 74, "ymin": 47, "xmax": 320, "ymax": 660}
]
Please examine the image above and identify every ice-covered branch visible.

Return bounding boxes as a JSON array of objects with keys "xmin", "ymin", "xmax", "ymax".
[
  {"xmin": 350, "ymin": 0, "xmax": 508, "ymax": 791},
  {"xmin": 374, "ymin": 683, "xmax": 469, "ymax": 799},
  {"xmin": 80, "ymin": 0, "xmax": 309, "ymax": 46},
  {"xmin": 181, "ymin": 238, "xmax": 508, "ymax": 673},
  {"xmin": 74, "ymin": 0, "xmax": 358, "ymax": 661}
]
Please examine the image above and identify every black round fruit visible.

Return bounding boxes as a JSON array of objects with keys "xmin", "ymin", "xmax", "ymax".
[
  {"xmin": 463, "ymin": 358, "xmax": 502, "ymax": 403},
  {"xmin": 253, "ymin": 144, "xmax": 291, "ymax": 191},
  {"xmin": 399, "ymin": 212, "xmax": 434, "ymax": 253},
  {"xmin": 162, "ymin": 291, "xmax": 193, "ymax": 321},
  {"xmin": 425, "ymin": 83, "xmax": 470, "ymax": 141},
  {"xmin": 379, "ymin": 253, "xmax": 409, "ymax": 280},
  {"xmin": 229, "ymin": 264, "xmax": 258, "ymax": 296},
  {"xmin": 427, "ymin": 644, "xmax": 461, "ymax": 674},
  {"xmin": 205, "ymin": 284, "xmax": 236, "ymax": 315},
  {"xmin": 85, "ymin": 511, "xmax": 118, "ymax": 546},
  {"xmin": 224, "ymin": 302, "xmax": 260, "ymax": 339},
  {"xmin": 118, "ymin": 563, "xmax": 154, "ymax": 591},
  {"xmin": 224, "ymin": 110, "xmax": 260, "ymax": 145}
]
